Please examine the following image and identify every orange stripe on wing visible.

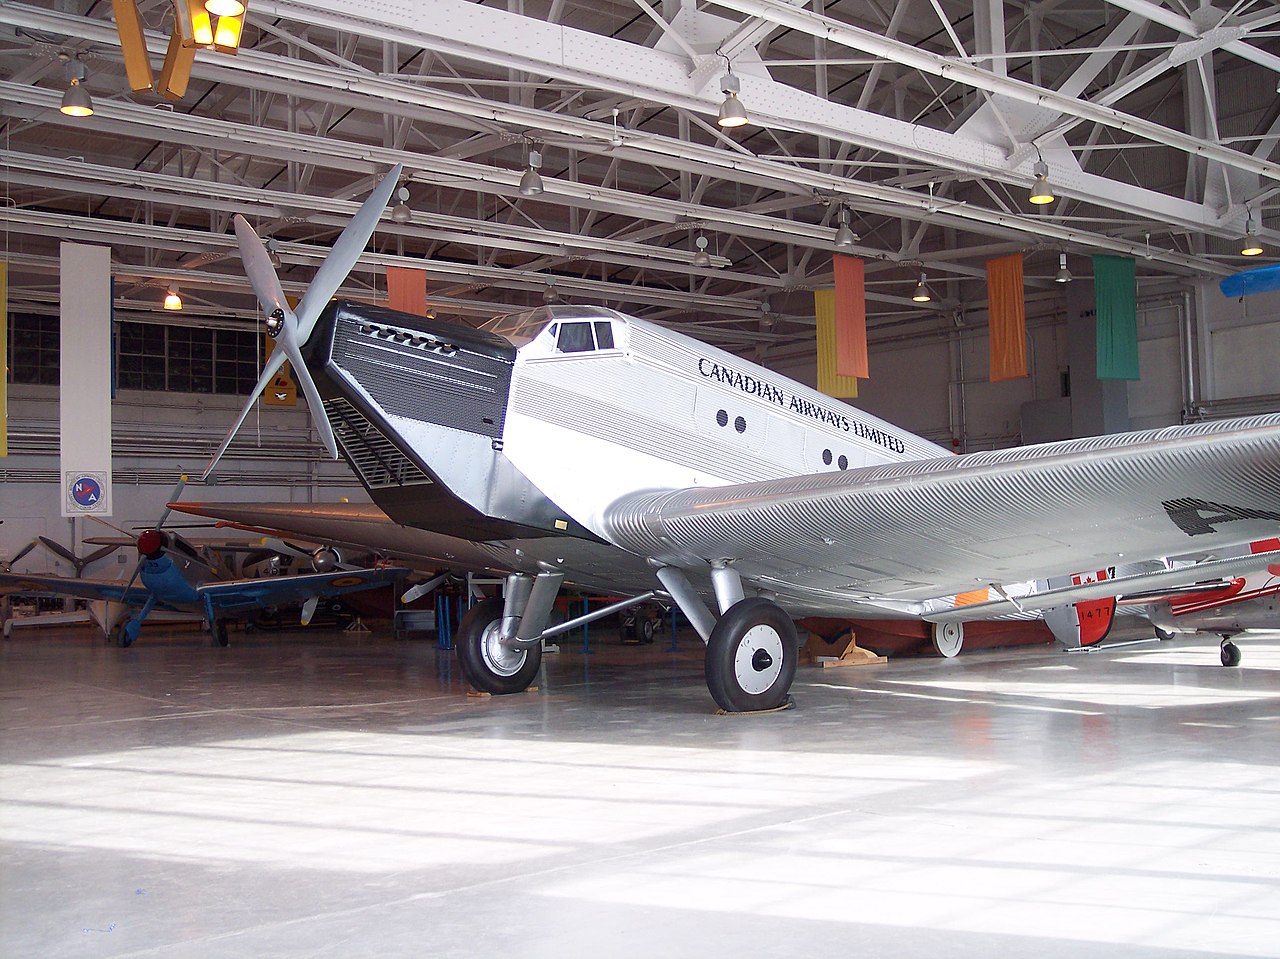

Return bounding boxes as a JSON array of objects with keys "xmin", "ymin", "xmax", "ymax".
[{"xmin": 954, "ymin": 588, "xmax": 991, "ymax": 607}]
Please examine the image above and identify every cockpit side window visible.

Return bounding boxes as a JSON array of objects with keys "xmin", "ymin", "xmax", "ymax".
[
  {"xmin": 593, "ymin": 321, "xmax": 615, "ymax": 350},
  {"xmin": 556, "ymin": 322, "xmax": 596, "ymax": 353}
]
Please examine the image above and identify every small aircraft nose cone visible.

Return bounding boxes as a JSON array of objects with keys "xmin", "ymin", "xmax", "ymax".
[
  {"xmin": 752, "ymin": 647, "xmax": 774, "ymax": 672},
  {"xmin": 137, "ymin": 530, "xmax": 164, "ymax": 558}
]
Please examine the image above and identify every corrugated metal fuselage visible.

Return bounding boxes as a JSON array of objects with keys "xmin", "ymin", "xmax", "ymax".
[{"xmin": 300, "ymin": 302, "xmax": 943, "ymax": 615}]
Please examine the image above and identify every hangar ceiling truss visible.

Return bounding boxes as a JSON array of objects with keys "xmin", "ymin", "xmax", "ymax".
[{"xmin": 0, "ymin": 0, "xmax": 1276, "ymax": 351}]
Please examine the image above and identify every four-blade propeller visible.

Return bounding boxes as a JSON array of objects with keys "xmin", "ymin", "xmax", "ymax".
[{"xmin": 203, "ymin": 164, "xmax": 404, "ymax": 479}]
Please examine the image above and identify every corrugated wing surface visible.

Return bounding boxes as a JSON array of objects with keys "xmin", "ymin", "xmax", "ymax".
[{"xmin": 603, "ymin": 415, "xmax": 1280, "ymax": 604}]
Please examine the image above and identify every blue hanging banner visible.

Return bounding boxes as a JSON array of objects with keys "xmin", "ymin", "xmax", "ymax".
[{"xmin": 1219, "ymin": 263, "xmax": 1280, "ymax": 299}]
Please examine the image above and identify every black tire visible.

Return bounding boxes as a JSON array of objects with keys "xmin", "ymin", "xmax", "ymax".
[
  {"xmin": 214, "ymin": 621, "xmax": 230, "ymax": 647},
  {"xmin": 641, "ymin": 617, "xmax": 656, "ymax": 644},
  {"xmin": 116, "ymin": 624, "xmax": 134, "ymax": 648},
  {"xmin": 1220, "ymin": 640, "xmax": 1241, "ymax": 667},
  {"xmin": 704, "ymin": 597, "xmax": 798, "ymax": 712},
  {"xmin": 456, "ymin": 598, "xmax": 542, "ymax": 695}
]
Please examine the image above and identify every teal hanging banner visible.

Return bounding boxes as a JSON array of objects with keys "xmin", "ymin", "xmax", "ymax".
[{"xmin": 1093, "ymin": 254, "xmax": 1139, "ymax": 380}]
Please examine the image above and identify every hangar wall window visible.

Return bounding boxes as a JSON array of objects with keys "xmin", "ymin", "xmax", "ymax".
[
  {"xmin": 115, "ymin": 322, "xmax": 258, "ymax": 395},
  {"xmin": 5, "ymin": 313, "xmax": 59, "ymax": 385},
  {"xmin": 7, "ymin": 316, "xmax": 258, "ymax": 396}
]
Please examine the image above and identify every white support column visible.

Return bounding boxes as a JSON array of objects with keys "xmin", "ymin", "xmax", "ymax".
[{"xmin": 59, "ymin": 242, "xmax": 113, "ymax": 518}]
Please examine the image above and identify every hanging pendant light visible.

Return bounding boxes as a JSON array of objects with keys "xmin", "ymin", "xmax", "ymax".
[
  {"xmin": 692, "ymin": 233, "xmax": 711, "ymax": 268},
  {"xmin": 911, "ymin": 273, "xmax": 932, "ymax": 303},
  {"xmin": 59, "ymin": 58, "xmax": 93, "ymax": 117},
  {"xmin": 833, "ymin": 205, "xmax": 857, "ymax": 247},
  {"xmin": 391, "ymin": 185, "xmax": 412, "ymax": 224},
  {"xmin": 716, "ymin": 55, "xmax": 748, "ymax": 128},
  {"xmin": 1240, "ymin": 211, "xmax": 1263, "ymax": 256},
  {"xmin": 1054, "ymin": 252, "xmax": 1072, "ymax": 283},
  {"xmin": 1028, "ymin": 159, "xmax": 1055, "ymax": 205},
  {"xmin": 519, "ymin": 148, "xmax": 544, "ymax": 196},
  {"xmin": 163, "ymin": 286, "xmax": 183, "ymax": 311}
]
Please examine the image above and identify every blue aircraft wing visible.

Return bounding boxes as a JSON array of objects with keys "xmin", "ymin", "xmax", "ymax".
[
  {"xmin": 0, "ymin": 573, "xmax": 152, "ymax": 606},
  {"xmin": 195, "ymin": 566, "xmax": 411, "ymax": 611}
]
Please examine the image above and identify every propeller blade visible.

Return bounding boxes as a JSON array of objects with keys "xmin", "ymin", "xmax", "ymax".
[
  {"xmin": 37, "ymin": 536, "xmax": 79, "ymax": 565},
  {"xmin": 300, "ymin": 596, "xmax": 320, "ymax": 627},
  {"xmin": 83, "ymin": 545, "xmax": 122, "ymax": 567},
  {"xmin": 121, "ymin": 556, "xmax": 146, "ymax": 603},
  {"xmin": 3, "ymin": 540, "xmax": 39, "ymax": 569},
  {"xmin": 202, "ymin": 349, "xmax": 289, "ymax": 479},
  {"xmin": 233, "ymin": 216, "xmax": 290, "ymax": 317},
  {"xmin": 293, "ymin": 163, "xmax": 403, "ymax": 342},
  {"xmin": 154, "ymin": 474, "xmax": 189, "ymax": 531},
  {"xmin": 87, "ymin": 514, "xmax": 134, "ymax": 538},
  {"xmin": 279, "ymin": 333, "xmax": 339, "ymax": 460},
  {"xmin": 400, "ymin": 572, "xmax": 451, "ymax": 605}
]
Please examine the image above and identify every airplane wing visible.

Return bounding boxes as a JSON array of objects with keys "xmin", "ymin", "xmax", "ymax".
[
  {"xmin": 195, "ymin": 566, "xmax": 412, "ymax": 612},
  {"xmin": 0, "ymin": 573, "xmax": 151, "ymax": 606},
  {"xmin": 169, "ymin": 502, "xmax": 507, "ymax": 573},
  {"xmin": 602, "ymin": 414, "xmax": 1280, "ymax": 609}
]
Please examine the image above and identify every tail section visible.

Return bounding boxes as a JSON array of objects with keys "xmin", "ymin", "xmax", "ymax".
[{"xmin": 1044, "ymin": 569, "xmax": 1118, "ymax": 648}]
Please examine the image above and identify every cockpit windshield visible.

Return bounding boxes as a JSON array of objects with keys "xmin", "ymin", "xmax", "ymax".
[{"xmin": 506, "ymin": 305, "xmax": 627, "ymax": 358}]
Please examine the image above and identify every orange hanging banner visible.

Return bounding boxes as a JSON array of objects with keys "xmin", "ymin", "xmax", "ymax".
[
  {"xmin": 387, "ymin": 266, "xmax": 428, "ymax": 316},
  {"xmin": 832, "ymin": 254, "xmax": 869, "ymax": 378},
  {"xmin": 986, "ymin": 252, "xmax": 1027, "ymax": 381},
  {"xmin": 814, "ymin": 289, "xmax": 859, "ymax": 399}
]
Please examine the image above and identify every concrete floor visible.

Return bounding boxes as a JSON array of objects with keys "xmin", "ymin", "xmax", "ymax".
[{"xmin": 2, "ymin": 624, "xmax": 1279, "ymax": 959}]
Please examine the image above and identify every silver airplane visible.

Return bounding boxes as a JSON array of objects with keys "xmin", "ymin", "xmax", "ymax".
[{"xmin": 198, "ymin": 165, "xmax": 1280, "ymax": 712}]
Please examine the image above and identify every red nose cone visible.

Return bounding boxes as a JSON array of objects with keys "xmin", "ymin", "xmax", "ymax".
[{"xmin": 137, "ymin": 530, "xmax": 163, "ymax": 557}]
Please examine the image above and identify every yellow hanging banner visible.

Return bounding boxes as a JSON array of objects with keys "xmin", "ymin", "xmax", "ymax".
[{"xmin": 814, "ymin": 288, "xmax": 860, "ymax": 399}]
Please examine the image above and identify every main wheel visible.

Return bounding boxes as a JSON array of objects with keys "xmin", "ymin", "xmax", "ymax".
[
  {"xmin": 213, "ymin": 621, "xmax": 230, "ymax": 647},
  {"xmin": 456, "ymin": 598, "xmax": 542, "ymax": 695},
  {"xmin": 932, "ymin": 621, "xmax": 964, "ymax": 658},
  {"xmin": 1220, "ymin": 640, "xmax": 1241, "ymax": 667},
  {"xmin": 704, "ymin": 597, "xmax": 798, "ymax": 712}
]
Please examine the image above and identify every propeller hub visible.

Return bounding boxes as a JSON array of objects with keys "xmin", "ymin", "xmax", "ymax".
[
  {"xmin": 137, "ymin": 530, "xmax": 165, "ymax": 558},
  {"xmin": 266, "ymin": 308, "xmax": 286, "ymax": 339}
]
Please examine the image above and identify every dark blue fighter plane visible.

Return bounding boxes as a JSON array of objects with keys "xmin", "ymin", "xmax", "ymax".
[{"xmin": 0, "ymin": 525, "xmax": 409, "ymax": 646}]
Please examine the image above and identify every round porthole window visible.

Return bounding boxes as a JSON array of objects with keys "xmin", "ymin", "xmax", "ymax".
[
  {"xmin": 716, "ymin": 409, "xmax": 728, "ymax": 427},
  {"xmin": 734, "ymin": 416, "xmax": 746, "ymax": 433},
  {"xmin": 822, "ymin": 449, "xmax": 833, "ymax": 466}
]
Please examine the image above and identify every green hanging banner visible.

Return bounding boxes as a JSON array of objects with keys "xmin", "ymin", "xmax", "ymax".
[{"xmin": 1093, "ymin": 254, "xmax": 1139, "ymax": 380}]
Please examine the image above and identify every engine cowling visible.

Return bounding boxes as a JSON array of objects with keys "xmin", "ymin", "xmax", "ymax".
[{"xmin": 310, "ymin": 546, "xmax": 344, "ymax": 573}]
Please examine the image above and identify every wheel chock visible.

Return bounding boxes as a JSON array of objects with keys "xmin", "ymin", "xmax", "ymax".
[
  {"xmin": 800, "ymin": 631, "xmax": 886, "ymax": 668},
  {"xmin": 713, "ymin": 695, "xmax": 796, "ymax": 717}
]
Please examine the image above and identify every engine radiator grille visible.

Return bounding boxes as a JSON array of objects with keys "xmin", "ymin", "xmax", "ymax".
[
  {"xmin": 330, "ymin": 311, "xmax": 513, "ymax": 440},
  {"xmin": 323, "ymin": 396, "xmax": 431, "ymax": 489}
]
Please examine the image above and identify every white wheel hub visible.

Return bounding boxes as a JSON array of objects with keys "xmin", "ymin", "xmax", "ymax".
[
  {"xmin": 933, "ymin": 621, "xmax": 963, "ymax": 658},
  {"xmin": 734, "ymin": 623, "xmax": 784, "ymax": 694},
  {"xmin": 481, "ymin": 620, "xmax": 527, "ymax": 677}
]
